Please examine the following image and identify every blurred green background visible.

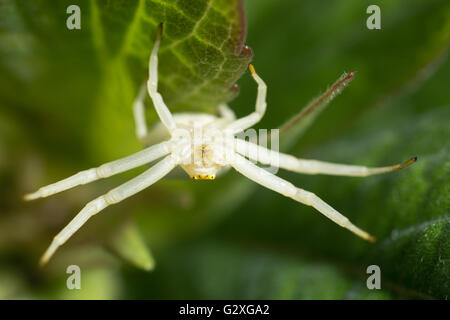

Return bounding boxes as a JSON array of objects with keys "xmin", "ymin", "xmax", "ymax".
[{"xmin": 0, "ymin": 0, "xmax": 449, "ymax": 299}]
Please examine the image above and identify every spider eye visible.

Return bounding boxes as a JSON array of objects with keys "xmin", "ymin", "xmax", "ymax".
[{"xmin": 191, "ymin": 175, "xmax": 215, "ymax": 180}]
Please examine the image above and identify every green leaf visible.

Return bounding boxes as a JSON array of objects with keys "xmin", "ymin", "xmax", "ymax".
[
  {"xmin": 91, "ymin": 0, "xmax": 252, "ymax": 111},
  {"xmin": 0, "ymin": 0, "xmax": 251, "ymax": 160},
  {"xmin": 107, "ymin": 220, "xmax": 155, "ymax": 271},
  {"xmin": 122, "ymin": 241, "xmax": 393, "ymax": 299},
  {"xmin": 278, "ymin": 71, "xmax": 355, "ymax": 151}
]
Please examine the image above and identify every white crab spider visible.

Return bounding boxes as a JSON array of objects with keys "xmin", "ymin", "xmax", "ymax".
[{"xmin": 25, "ymin": 24, "xmax": 416, "ymax": 266}]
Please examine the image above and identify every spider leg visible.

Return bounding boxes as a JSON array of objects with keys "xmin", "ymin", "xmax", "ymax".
[
  {"xmin": 235, "ymin": 139, "xmax": 417, "ymax": 177},
  {"xmin": 225, "ymin": 64, "xmax": 267, "ymax": 134},
  {"xmin": 217, "ymin": 103, "xmax": 236, "ymax": 121},
  {"xmin": 147, "ymin": 23, "xmax": 177, "ymax": 132},
  {"xmin": 39, "ymin": 155, "xmax": 177, "ymax": 266},
  {"xmin": 230, "ymin": 152, "xmax": 375, "ymax": 242},
  {"xmin": 133, "ymin": 83, "xmax": 149, "ymax": 144},
  {"xmin": 24, "ymin": 141, "xmax": 170, "ymax": 201}
]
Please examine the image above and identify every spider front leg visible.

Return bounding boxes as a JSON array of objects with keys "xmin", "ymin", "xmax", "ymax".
[
  {"xmin": 39, "ymin": 155, "xmax": 177, "ymax": 266},
  {"xmin": 230, "ymin": 153, "xmax": 375, "ymax": 242},
  {"xmin": 235, "ymin": 139, "xmax": 417, "ymax": 177},
  {"xmin": 147, "ymin": 23, "xmax": 177, "ymax": 133},
  {"xmin": 134, "ymin": 23, "xmax": 179, "ymax": 144},
  {"xmin": 226, "ymin": 64, "xmax": 267, "ymax": 135}
]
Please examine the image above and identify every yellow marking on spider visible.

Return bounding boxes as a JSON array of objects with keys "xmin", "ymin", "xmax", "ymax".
[
  {"xmin": 397, "ymin": 156, "xmax": 417, "ymax": 169},
  {"xmin": 191, "ymin": 174, "xmax": 216, "ymax": 180}
]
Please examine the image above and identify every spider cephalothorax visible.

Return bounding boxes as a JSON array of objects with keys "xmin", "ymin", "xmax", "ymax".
[
  {"xmin": 25, "ymin": 24, "xmax": 416, "ymax": 266},
  {"xmin": 168, "ymin": 116, "xmax": 233, "ymax": 180}
]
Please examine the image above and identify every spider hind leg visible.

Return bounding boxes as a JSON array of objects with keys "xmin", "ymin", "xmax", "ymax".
[
  {"xmin": 230, "ymin": 153, "xmax": 376, "ymax": 242},
  {"xmin": 39, "ymin": 156, "xmax": 177, "ymax": 266}
]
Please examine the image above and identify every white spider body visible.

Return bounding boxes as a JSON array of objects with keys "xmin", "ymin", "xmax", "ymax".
[
  {"xmin": 25, "ymin": 24, "xmax": 416, "ymax": 266},
  {"xmin": 150, "ymin": 112, "xmax": 234, "ymax": 179}
]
